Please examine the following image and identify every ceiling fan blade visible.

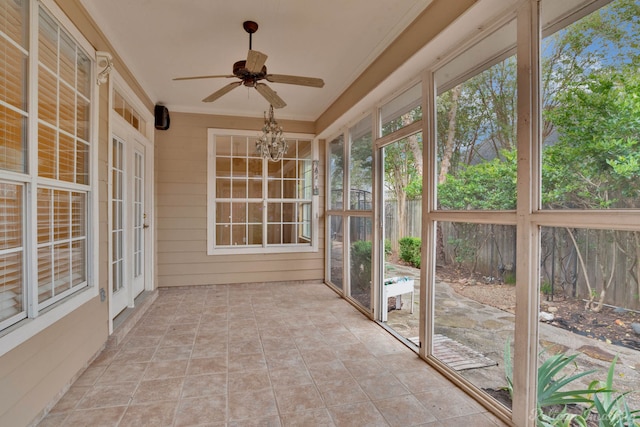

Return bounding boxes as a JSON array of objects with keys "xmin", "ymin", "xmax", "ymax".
[
  {"xmin": 246, "ymin": 49, "xmax": 268, "ymax": 73},
  {"xmin": 202, "ymin": 81, "xmax": 242, "ymax": 103},
  {"xmin": 255, "ymin": 83, "xmax": 286, "ymax": 109},
  {"xmin": 173, "ymin": 74, "xmax": 235, "ymax": 81},
  {"xmin": 266, "ymin": 74, "xmax": 325, "ymax": 88}
]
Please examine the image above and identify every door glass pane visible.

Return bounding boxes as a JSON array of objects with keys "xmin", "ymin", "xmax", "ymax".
[
  {"xmin": 382, "ymin": 136, "xmax": 422, "ymax": 342},
  {"xmin": 111, "ymin": 139, "xmax": 124, "ymax": 292},
  {"xmin": 349, "ymin": 216, "xmax": 372, "ymax": 311},
  {"xmin": 349, "ymin": 115, "xmax": 372, "ymax": 210},
  {"xmin": 329, "ymin": 216, "xmax": 343, "ymax": 290},
  {"xmin": 329, "ymin": 135, "xmax": 344, "ymax": 210},
  {"xmin": 133, "ymin": 151, "xmax": 143, "ymax": 278}
]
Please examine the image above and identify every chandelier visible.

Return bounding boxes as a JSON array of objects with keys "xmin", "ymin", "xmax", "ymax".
[{"xmin": 256, "ymin": 105, "xmax": 288, "ymax": 162}]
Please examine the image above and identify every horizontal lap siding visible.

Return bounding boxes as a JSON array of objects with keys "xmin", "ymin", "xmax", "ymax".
[{"xmin": 155, "ymin": 112, "xmax": 324, "ymax": 287}]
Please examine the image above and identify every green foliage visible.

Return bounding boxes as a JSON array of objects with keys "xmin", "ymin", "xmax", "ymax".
[
  {"xmin": 543, "ymin": 72, "xmax": 640, "ymax": 209},
  {"xmin": 541, "ymin": 282, "xmax": 553, "ymax": 296},
  {"xmin": 502, "ymin": 341, "xmax": 630, "ymax": 426},
  {"xmin": 589, "ymin": 355, "xmax": 640, "ymax": 427},
  {"xmin": 384, "ymin": 239, "xmax": 392, "ymax": 256},
  {"xmin": 438, "ymin": 150, "xmax": 517, "ymax": 210},
  {"xmin": 398, "ymin": 237, "xmax": 421, "ymax": 268},
  {"xmin": 446, "ymin": 236, "xmax": 477, "ymax": 267},
  {"xmin": 503, "ymin": 271, "xmax": 516, "ymax": 285},
  {"xmin": 350, "ymin": 240, "xmax": 372, "ymax": 292},
  {"xmin": 536, "ymin": 353, "xmax": 602, "ymax": 409},
  {"xmin": 404, "ymin": 177, "xmax": 423, "ymax": 200}
]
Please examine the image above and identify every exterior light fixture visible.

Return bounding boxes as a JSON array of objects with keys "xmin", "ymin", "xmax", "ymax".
[{"xmin": 256, "ymin": 105, "xmax": 288, "ymax": 162}]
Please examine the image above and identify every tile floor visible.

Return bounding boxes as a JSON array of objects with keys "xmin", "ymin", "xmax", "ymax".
[{"xmin": 38, "ymin": 282, "xmax": 508, "ymax": 427}]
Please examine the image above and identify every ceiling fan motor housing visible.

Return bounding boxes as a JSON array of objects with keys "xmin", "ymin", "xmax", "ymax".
[{"xmin": 233, "ymin": 60, "xmax": 267, "ymax": 86}]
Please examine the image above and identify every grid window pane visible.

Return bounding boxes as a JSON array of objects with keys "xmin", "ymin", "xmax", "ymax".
[
  {"xmin": 0, "ymin": 0, "xmax": 28, "ymax": 48},
  {"xmin": 0, "ymin": 182, "xmax": 23, "ymax": 323},
  {"xmin": 0, "ymin": 104, "xmax": 26, "ymax": 173},
  {"xmin": 1, "ymin": 4, "xmax": 93, "ymax": 331},
  {"xmin": 212, "ymin": 134, "xmax": 313, "ymax": 249},
  {"xmin": 0, "ymin": 36, "xmax": 27, "ymax": 110}
]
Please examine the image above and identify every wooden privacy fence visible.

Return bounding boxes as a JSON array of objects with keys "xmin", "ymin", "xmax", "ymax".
[{"xmin": 384, "ymin": 199, "xmax": 640, "ymax": 310}]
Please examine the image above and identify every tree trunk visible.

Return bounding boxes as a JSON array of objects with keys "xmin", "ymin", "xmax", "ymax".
[
  {"xmin": 565, "ymin": 228, "xmax": 596, "ymax": 310},
  {"xmin": 438, "ymin": 85, "xmax": 462, "ymax": 184}
]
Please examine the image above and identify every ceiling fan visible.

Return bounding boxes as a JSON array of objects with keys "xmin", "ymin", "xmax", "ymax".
[{"xmin": 173, "ymin": 21, "xmax": 324, "ymax": 108}]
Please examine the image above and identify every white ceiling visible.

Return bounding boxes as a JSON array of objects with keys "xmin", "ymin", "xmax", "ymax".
[{"xmin": 79, "ymin": 0, "xmax": 432, "ymax": 122}]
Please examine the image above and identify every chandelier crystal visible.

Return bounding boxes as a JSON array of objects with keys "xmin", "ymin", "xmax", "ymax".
[{"xmin": 256, "ymin": 105, "xmax": 288, "ymax": 162}]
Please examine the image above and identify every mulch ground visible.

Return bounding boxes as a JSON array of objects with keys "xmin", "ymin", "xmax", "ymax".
[
  {"xmin": 436, "ymin": 265, "xmax": 640, "ymax": 352},
  {"xmin": 542, "ymin": 296, "xmax": 640, "ymax": 351}
]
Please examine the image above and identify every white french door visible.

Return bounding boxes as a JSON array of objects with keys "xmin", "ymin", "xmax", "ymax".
[{"xmin": 109, "ymin": 133, "xmax": 149, "ymax": 320}]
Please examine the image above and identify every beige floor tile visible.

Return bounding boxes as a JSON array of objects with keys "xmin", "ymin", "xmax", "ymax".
[
  {"xmin": 119, "ymin": 401, "xmax": 178, "ymax": 427},
  {"xmin": 228, "ymin": 416, "xmax": 282, "ymax": 427},
  {"xmin": 327, "ymin": 401, "xmax": 390, "ymax": 427},
  {"xmin": 280, "ymin": 408, "xmax": 336, "ymax": 427},
  {"xmin": 174, "ymin": 396, "xmax": 227, "ymax": 426},
  {"xmin": 342, "ymin": 357, "xmax": 388, "ymax": 379},
  {"xmin": 357, "ymin": 372, "xmax": 410, "ymax": 400},
  {"xmin": 228, "ymin": 368, "xmax": 271, "ymax": 394},
  {"xmin": 181, "ymin": 373, "xmax": 227, "ymax": 398},
  {"xmin": 36, "ymin": 412, "xmax": 69, "ymax": 427},
  {"xmin": 48, "ymin": 385, "xmax": 90, "ymax": 414},
  {"xmin": 438, "ymin": 412, "xmax": 507, "ymax": 427},
  {"xmin": 152, "ymin": 345, "xmax": 193, "ymax": 361},
  {"xmin": 187, "ymin": 356, "xmax": 228, "ymax": 375},
  {"xmin": 62, "ymin": 406, "xmax": 127, "ymax": 427},
  {"xmin": 273, "ymin": 383, "xmax": 325, "ymax": 414},
  {"xmin": 37, "ymin": 284, "xmax": 512, "ymax": 426},
  {"xmin": 227, "ymin": 352, "xmax": 267, "ymax": 372},
  {"xmin": 159, "ymin": 332, "xmax": 196, "ymax": 347},
  {"xmin": 268, "ymin": 366, "xmax": 314, "ymax": 390},
  {"xmin": 228, "ymin": 337, "xmax": 264, "ymax": 355},
  {"xmin": 264, "ymin": 349, "xmax": 306, "ymax": 371},
  {"xmin": 307, "ymin": 360, "xmax": 352, "ymax": 384},
  {"xmin": 113, "ymin": 346, "xmax": 157, "ymax": 363},
  {"xmin": 76, "ymin": 382, "xmax": 138, "ymax": 409},
  {"xmin": 315, "ymin": 377, "xmax": 369, "ymax": 407},
  {"xmin": 72, "ymin": 365, "xmax": 108, "ymax": 387},
  {"xmin": 393, "ymin": 368, "xmax": 450, "ymax": 394},
  {"xmin": 299, "ymin": 347, "xmax": 339, "ymax": 365},
  {"xmin": 373, "ymin": 394, "xmax": 438, "ymax": 426},
  {"xmin": 96, "ymin": 362, "xmax": 148, "ymax": 385},
  {"xmin": 414, "ymin": 387, "xmax": 487, "ymax": 420},
  {"xmin": 143, "ymin": 359, "xmax": 189, "ymax": 380},
  {"xmin": 191, "ymin": 341, "xmax": 227, "ymax": 358},
  {"xmin": 167, "ymin": 322, "xmax": 199, "ymax": 335},
  {"xmin": 132, "ymin": 377, "xmax": 184, "ymax": 404},
  {"xmin": 228, "ymin": 389, "xmax": 278, "ymax": 421}
]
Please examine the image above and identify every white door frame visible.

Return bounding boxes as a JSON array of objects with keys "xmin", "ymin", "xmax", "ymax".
[{"xmin": 107, "ymin": 72, "xmax": 155, "ymax": 333}]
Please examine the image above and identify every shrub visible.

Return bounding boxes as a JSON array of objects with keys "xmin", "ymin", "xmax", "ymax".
[
  {"xmin": 350, "ymin": 240, "xmax": 372, "ymax": 292},
  {"xmin": 384, "ymin": 239, "xmax": 392, "ymax": 256},
  {"xmin": 399, "ymin": 236, "xmax": 421, "ymax": 268}
]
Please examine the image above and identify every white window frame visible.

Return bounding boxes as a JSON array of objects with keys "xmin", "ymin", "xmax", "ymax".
[
  {"xmin": 207, "ymin": 129, "xmax": 318, "ymax": 255},
  {"xmin": 0, "ymin": 0, "xmax": 98, "ymax": 357}
]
